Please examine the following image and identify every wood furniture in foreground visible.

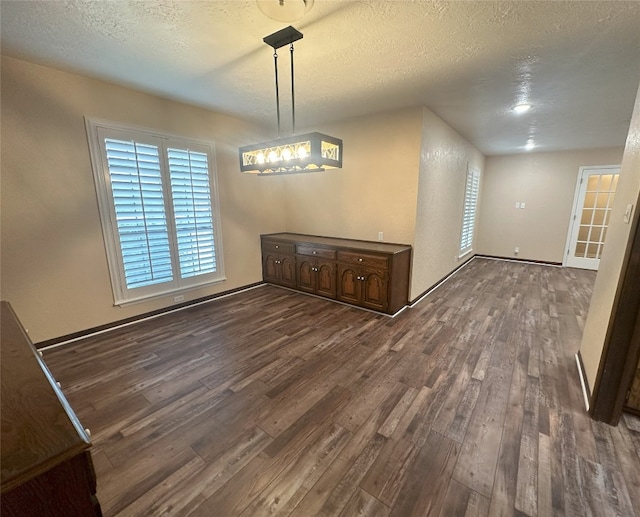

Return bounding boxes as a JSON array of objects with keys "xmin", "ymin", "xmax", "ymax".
[
  {"xmin": 261, "ymin": 233, "xmax": 412, "ymax": 314},
  {"xmin": 0, "ymin": 301, "xmax": 102, "ymax": 517}
]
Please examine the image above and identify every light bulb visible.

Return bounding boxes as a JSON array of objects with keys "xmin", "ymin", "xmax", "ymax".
[
  {"xmin": 268, "ymin": 150, "xmax": 278, "ymax": 162},
  {"xmin": 282, "ymin": 148, "xmax": 292, "ymax": 160},
  {"xmin": 297, "ymin": 147, "xmax": 308, "ymax": 159},
  {"xmin": 257, "ymin": 152, "xmax": 265, "ymax": 164},
  {"xmin": 513, "ymin": 104, "xmax": 532, "ymax": 114}
]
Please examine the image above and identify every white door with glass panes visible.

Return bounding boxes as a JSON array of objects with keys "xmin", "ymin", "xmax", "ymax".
[{"xmin": 565, "ymin": 166, "xmax": 620, "ymax": 270}]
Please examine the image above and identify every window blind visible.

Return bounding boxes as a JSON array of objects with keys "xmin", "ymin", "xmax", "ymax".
[
  {"xmin": 168, "ymin": 148, "xmax": 217, "ymax": 279},
  {"xmin": 105, "ymin": 138, "xmax": 173, "ymax": 289},
  {"xmin": 460, "ymin": 167, "xmax": 480, "ymax": 254}
]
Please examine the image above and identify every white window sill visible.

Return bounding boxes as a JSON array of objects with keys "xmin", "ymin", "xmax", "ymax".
[{"xmin": 114, "ymin": 277, "xmax": 227, "ymax": 307}]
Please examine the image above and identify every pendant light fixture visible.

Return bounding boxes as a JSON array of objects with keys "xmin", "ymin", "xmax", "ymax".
[{"xmin": 239, "ymin": 26, "xmax": 343, "ymax": 175}]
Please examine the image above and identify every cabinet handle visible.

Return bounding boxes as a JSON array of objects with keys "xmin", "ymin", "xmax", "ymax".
[
  {"xmin": 56, "ymin": 381, "xmax": 62, "ymax": 388},
  {"xmin": 85, "ymin": 428, "xmax": 92, "ymax": 437}
]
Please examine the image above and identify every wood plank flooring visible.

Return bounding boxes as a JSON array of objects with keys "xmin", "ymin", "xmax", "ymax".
[{"xmin": 44, "ymin": 258, "xmax": 640, "ymax": 516}]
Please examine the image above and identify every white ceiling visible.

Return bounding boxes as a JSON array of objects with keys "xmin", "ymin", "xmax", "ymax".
[{"xmin": 2, "ymin": 0, "xmax": 639, "ymax": 155}]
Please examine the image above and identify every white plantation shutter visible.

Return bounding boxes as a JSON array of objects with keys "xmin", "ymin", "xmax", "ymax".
[
  {"xmin": 168, "ymin": 148, "xmax": 217, "ymax": 278},
  {"xmin": 460, "ymin": 166, "xmax": 480, "ymax": 256},
  {"xmin": 105, "ymin": 139, "xmax": 173, "ymax": 288},
  {"xmin": 87, "ymin": 119, "xmax": 225, "ymax": 305}
]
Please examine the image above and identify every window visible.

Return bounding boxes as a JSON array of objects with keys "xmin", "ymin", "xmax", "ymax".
[
  {"xmin": 86, "ymin": 118, "xmax": 224, "ymax": 305},
  {"xmin": 460, "ymin": 166, "xmax": 481, "ymax": 257}
]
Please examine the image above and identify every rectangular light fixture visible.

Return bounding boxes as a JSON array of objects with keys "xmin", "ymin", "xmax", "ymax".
[
  {"xmin": 239, "ymin": 26, "xmax": 343, "ymax": 176},
  {"xmin": 239, "ymin": 131, "xmax": 342, "ymax": 175}
]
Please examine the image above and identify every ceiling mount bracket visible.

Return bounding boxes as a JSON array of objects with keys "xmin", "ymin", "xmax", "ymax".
[{"xmin": 263, "ymin": 25, "xmax": 303, "ymax": 50}]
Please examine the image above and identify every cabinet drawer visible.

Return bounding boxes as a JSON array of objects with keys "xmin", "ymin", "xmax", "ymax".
[
  {"xmin": 337, "ymin": 251, "xmax": 389, "ymax": 269},
  {"xmin": 262, "ymin": 240, "xmax": 295, "ymax": 254},
  {"xmin": 296, "ymin": 245, "xmax": 336, "ymax": 260}
]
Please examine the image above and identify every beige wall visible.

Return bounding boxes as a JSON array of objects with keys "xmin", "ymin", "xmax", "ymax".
[
  {"xmin": 580, "ymin": 83, "xmax": 640, "ymax": 391},
  {"xmin": 283, "ymin": 107, "xmax": 423, "ymax": 247},
  {"xmin": 283, "ymin": 105, "xmax": 485, "ymax": 302},
  {"xmin": 477, "ymin": 148, "xmax": 624, "ymax": 263},
  {"xmin": 411, "ymin": 107, "xmax": 485, "ymax": 299},
  {"xmin": 1, "ymin": 56, "xmax": 286, "ymax": 342}
]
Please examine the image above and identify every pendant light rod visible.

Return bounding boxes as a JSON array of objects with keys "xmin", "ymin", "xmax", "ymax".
[
  {"xmin": 290, "ymin": 42, "xmax": 295, "ymax": 135},
  {"xmin": 264, "ymin": 26, "xmax": 302, "ymax": 137},
  {"xmin": 273, "ymin": 50, "xmax": 281, "ymax": 137}
]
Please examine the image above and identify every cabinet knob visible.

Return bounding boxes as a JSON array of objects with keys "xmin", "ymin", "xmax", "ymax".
[
  {"xmin": 56, "ymin": 381, "xmax": 62, "ymax": 388},
  {"xmin": 358, "ymin": 258, "xmax": 363, "ymax": 262},
  {"xmin": 85, "ymin": 428, "xmax": 92, "ymax": 437},
  {"xmin": 313, "ymin": 251, "xmax": 317, "ymax": 254},
  {"xmin": 275, "ymin": 245, "xmax": 279, "ymax": 249}
]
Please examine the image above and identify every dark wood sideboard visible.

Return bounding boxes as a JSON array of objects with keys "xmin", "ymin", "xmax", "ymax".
[
  {"xmin": 1, "ymin": 301, "xmax": 102, "ymax": 517},
  {"xmin": 261, "ymin": 233, "xmax": 412, "ymax": 314}
]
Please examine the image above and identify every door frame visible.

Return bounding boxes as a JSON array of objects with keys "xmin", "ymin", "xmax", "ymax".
[
  {"xmin": 589, "ymin": 189, "xmax": 640, "ymax": 425},
  {"xmin": 563, "ymin": 165, "xmax": 621, "ymax": 269}
]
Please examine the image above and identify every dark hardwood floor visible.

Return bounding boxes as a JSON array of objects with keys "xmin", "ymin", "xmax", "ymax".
[{"xmin": 44, "ymin": 258, "xmax": 640, "ymax": 516}]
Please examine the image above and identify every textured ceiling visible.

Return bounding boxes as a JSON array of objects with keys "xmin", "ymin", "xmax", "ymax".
[{"xmin": 2, "ymin": 0, "xmax": 639, "ymax": 155}]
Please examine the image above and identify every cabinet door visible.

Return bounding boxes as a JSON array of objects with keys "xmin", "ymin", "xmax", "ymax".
[
  {"xmin": 297, "ymin": 258, "xmax": 316, "ymax": 293},
  {"xmin": 263, "ymin": 253, "xmax": 279, "ymax": 283},
  {"xmin": 337, "ymin": 265, "xmax": 360, "ymax": 305},
  {"xmin": 316, "ymin": 260, "xmax": 336, "ymax": 298},
  {"xmin": 361, "ymin": 268, "xmax": 388, "ymax": 311},
  {"xmin": 279, "ymin": 255, "xmax": 297, "ymax": 288}
]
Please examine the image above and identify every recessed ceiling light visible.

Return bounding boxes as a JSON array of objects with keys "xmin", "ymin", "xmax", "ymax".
[{"xmin": 513, "ymin": 104, "xmax": 532, "ymax": 114}]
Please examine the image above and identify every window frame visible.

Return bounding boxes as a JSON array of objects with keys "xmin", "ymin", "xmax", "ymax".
[
  {"xmin": 85, "ymin": 117, "xmax": 225, "ymax": 306},
  {"xmin": 459, "ymin": 165, "xmax": 481, "ymax": 258}
]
